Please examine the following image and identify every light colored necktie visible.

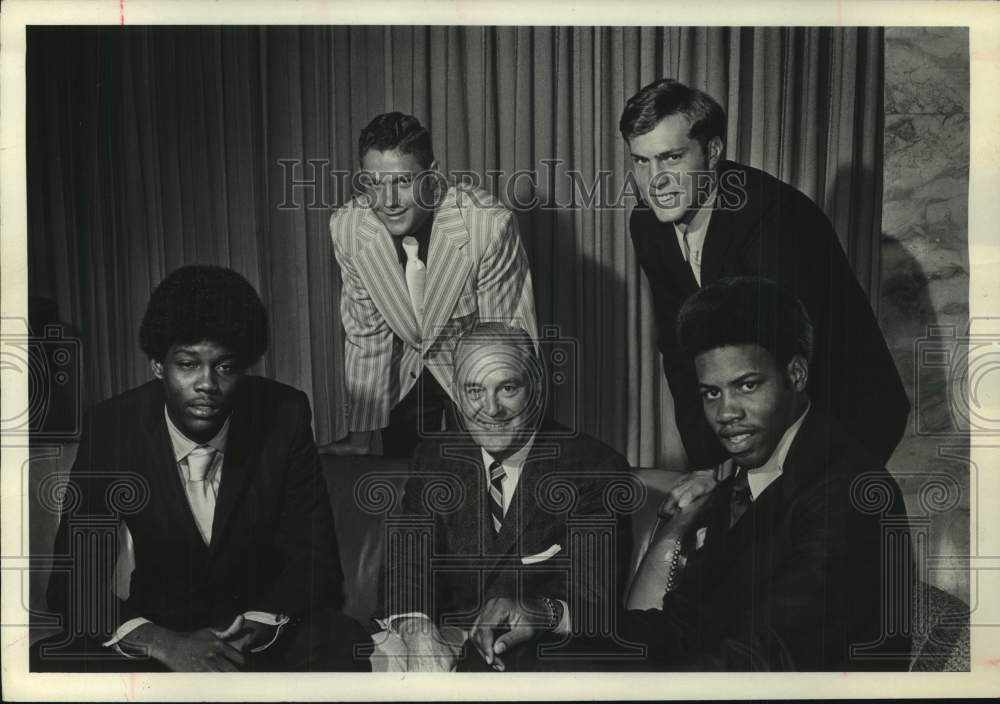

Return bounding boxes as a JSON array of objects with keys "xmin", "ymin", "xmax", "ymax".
[
  {"xmin": 677, "ymin": 221, "xmax": 690, "ymax": 262},
  {"xmin": 402, "ymin": 235, "xmax": 426, "ymax": 324},
  {"xmin": 677, "ymin": 221, "xmax": 701, "ymax": 285},
  {"xmin": 488, "ymin": 460, "xmax": 506, "ymax": 534},
  {"xmin": 184, "ymin": 446, "xmax": 217, "ymax": 545}
]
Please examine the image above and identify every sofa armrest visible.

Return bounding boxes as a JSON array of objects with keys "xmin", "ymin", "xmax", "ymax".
[{"xmin": 625, "ymin": 492, "xmax": 712, "ymax": 610}]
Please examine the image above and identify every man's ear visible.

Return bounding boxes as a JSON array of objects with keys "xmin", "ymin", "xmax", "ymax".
[
  {"xmin": 706, "ymin": 136, "xmax": 723, "ymax": 170},
  {"xmin": 785, "ymin": 354, "xmax": 809, "ymax": 392},
  {"xmin": 150, "ymin": 358, "xmax": 165, "ymax": 380}
]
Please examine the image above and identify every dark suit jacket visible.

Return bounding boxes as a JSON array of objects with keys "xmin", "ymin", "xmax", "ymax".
[
  {"xmin": 46, "ymin": 377, "xmax": 344, "ymax": 641},
  {"xmin": 630, "ymin": 160, "xmax": 910, "ymax": 468},
  {"xmin": 382, "ymin": 420, "xmax": 632, "ymax": 647},
  {"xmin": 624, "ymin": 409, "xmax": 913, "ymax": 671}
]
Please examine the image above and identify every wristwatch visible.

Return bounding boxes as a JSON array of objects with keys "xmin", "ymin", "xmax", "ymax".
[{"xmin": 539, "ymin": 596, "xmax": 563, "ymax": 632}]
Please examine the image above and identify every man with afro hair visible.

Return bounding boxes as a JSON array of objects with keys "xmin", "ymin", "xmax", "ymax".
[
  {"xmin": 622, "ymin": 276, "xmax": 911, "ymax": 670},
  {"xmin": 36, "ymin": 265, "xmax": 370, "ymax": 672}
]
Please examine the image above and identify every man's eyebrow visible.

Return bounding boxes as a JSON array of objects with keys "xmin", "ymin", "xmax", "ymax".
[
  {"xmin": 654, "ymin": 147, "xmax": 687, "ymax": 159},
  {"xmin": 464, "ymin": 376, "xmax": 524, "ymax": 388},
  {"xmin": 697, "ymin": 371, "xmax": 763, "ymax": 389},
  {"xmin": 497, "ymin": 377, "xmax": 525, "ymax": 386},
  {"xmin": 631, "ymin": 147, "xmax": 687, "ymax": 160},
  {"xmin": 373, "ymin": 171, "xmax": 414, "ymax": 181}
]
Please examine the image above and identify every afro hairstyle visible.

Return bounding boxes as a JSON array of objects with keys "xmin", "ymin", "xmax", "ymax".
[
  {"xmin": 675, "ymin": 276, "xmax": 814, "ymax": 371},
  {"xmin": 139, "ymin": 265, "xmax": 268, "ymax": 366}
]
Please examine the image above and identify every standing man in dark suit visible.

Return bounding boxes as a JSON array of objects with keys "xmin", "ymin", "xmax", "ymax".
[
  {"xmin": 621, "ymin": 78, "xmax": 909, "ymax": 508},
  {"xmin": 624, "ymin": 276, "xmax": 912, "ymax": 671},
  {"xmin": 329, "ymin": 112, "xmax": 537, "ymax": 458},
  {"xmin": 373, "ymin": 323, "xmax": 633, "ymax": 672},
  {"xmin": 35, "ymin": 265, "xmax": 369, "ymax": 672}
]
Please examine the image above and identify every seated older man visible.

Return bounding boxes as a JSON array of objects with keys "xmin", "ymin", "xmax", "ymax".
[{"xmin": 371, "ymin": 322, "xmax": 633, "ymax": 672}]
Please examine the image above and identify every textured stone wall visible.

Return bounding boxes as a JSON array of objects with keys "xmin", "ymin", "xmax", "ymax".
[{"xmin": 881, "ymin": 27, "xmax": 969, "ymax": 602}]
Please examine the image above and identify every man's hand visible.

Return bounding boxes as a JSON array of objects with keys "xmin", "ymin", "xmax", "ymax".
[
  {"xmin": 325, "ymin": 430, "xmax": 375, "ymax": 456},
  {"xmin": 396, "ymin": 617, "xmax": 461, "ymax": 672},
  {"xmin": 660, "ymin": 467, "xmax": 718, "ymax": 517},
  {"xmin": 213, "ymin": 614, "xmax": 278, "ymax": 654},
  {"xmin": 127, "ymin": 623, "xmax": 247, "ymax": 672},
  {"xmin": 468, "ymin": 597, "xmax": 555, "ymax": 672}
]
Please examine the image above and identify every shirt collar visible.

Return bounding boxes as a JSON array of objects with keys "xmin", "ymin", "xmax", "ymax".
[
  {"xmin": 392, "ymin": 210, "xmax": 436, "ymax": 266},
  {"xmin": 673, "ymin": 187, "xmax": 716, "ymax": 239},
  {"xmin": 481, "ymin": 433, "xmax": 537, "ymax": 474},
  {"xmin": 163, "ymin": 406, "xmax": 231, "ymax": 463},
  {"xmin": 744, "ymin": 402, "xmax": 810, "ymax": 500}
]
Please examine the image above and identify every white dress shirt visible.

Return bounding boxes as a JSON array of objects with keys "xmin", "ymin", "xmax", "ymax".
[
  {"xmin": 103, "ymin": 407, "xmax": 288, "ymax": 656},
  {"xmin": 674, "ymin": 189, "xmax": 716, "ymax": 286},
  {"xmin": 743, "ymin": 403, "xmax": 811, "ymax": 500}
]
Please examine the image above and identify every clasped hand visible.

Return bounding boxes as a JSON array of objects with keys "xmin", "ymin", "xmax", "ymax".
[
  {"xmin": 468, "ymin": 597, "xmax": 553, "ymax": 672},
  {"xmin": 137, "ymin": 615, "xmax": 277, "ymax": 672}
]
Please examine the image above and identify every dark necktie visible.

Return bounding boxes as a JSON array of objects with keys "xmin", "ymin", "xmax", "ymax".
[
  {"xmin": 729, "ymin": 469, "xmax": 752, "ymax": 528},
  {"xmin": 488, "ymin": 460, "xmax": 505, "ymax": 534}
]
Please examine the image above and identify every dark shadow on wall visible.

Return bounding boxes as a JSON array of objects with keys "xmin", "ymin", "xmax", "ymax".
[
  {"xmin": 513, "ymin": 197, "xmax": 632, "ymax": 458},
  {"xmin": 880, "ymin": 226, "xmax": 971, "ymax": 610}
]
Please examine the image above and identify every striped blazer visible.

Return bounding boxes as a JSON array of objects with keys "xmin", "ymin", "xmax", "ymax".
[{"xmin": 330, "ymin": 185, "xmax": 537, "ymax": 432}]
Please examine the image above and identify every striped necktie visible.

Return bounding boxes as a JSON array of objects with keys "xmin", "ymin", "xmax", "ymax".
[
  {"xmin": 729, "ymin": 468, "xmax": 752, "ymax": 528},
  {"xmin": 488, "ymin": 460, "xmax": 506, "ymax": 534}
]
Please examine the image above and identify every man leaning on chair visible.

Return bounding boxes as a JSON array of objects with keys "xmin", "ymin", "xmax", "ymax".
[{"xmin": 622, "ymin": 276, "xmax": 913, "ymax": 671}]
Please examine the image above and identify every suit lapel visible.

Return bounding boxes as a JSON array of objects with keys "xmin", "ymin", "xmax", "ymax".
[
  {"xmin": 421, "ymin": 197, "xmax": 471, "ymax": 342},
  {"xmin": 141, "ymin": 388, "xmax": 209, "ymax": 551},
  {"xmin": 353, "ymin": 211, "xmax": 421, "ymax": 347},
  {"xmin": 439, "ymin": 444, "xmax": 492, "ymax": 557},
  {"xmin": 700, "ymin": 204, "xmax": 733, "ymax": 286},
  {"xmin": 694, "ymin": 469, "xmax": 787, "ymax": 594},
  {"xmin": 641, "ymin": 209, "xmax": 699, "ymax": 295},
  {"xmin": 699, "ymin": 162, "xmax": 741, "ymax": 286},
  {"xmin": 208, "ymin": 395, "xmax": 262, "ymax": 561},
  {"xmin": 489, "ymin": 443, "xmax": 561, "ymax": 563}
]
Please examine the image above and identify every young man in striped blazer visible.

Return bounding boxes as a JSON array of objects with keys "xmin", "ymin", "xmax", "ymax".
[{"xmin": 329, "ymin": 112, "xmax": 537, "ymax": 457}]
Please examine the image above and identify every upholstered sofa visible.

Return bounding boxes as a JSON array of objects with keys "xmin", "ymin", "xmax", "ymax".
[{"xmin": 27, "ymin": 445, "xmax": 969, "ymax": 670}]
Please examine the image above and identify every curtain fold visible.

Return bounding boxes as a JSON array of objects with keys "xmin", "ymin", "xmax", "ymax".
[{"xmin": 27, "ymin": 25, "xmax": 883, "ymax": 467}]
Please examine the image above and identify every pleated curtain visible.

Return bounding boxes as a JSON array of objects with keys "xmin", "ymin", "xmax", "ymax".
[{"xmin": 27, "ymin": 26, "xmax": 883, "ymax": 468}]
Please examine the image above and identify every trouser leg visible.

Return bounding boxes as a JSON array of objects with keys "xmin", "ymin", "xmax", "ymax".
[
  {"xmin": 382, "ymin": 367, "xmax": 457, "ymax": 458},
  {"xmin": 262, "ymin": 608, "xmax": 372, "ymax": 672}
]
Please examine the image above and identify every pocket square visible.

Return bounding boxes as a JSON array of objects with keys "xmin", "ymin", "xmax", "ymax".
[{"xmin": 521, "ymin": 544, "xmax": 562, "ymax": 565}]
